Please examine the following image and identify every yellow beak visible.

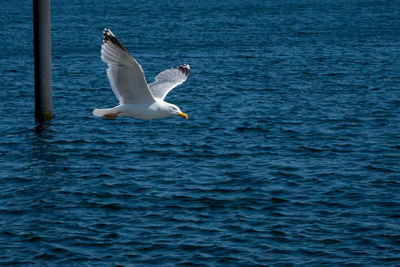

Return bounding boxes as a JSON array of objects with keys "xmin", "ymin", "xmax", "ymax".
[{"xmin": 178, "ymin": 112, "xmax": 188, "ymax": 119}]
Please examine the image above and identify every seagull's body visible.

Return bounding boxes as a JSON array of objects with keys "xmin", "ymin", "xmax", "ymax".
[
  {"xmin": 98, "ymin": 101, "xmax": 178, "ymax": 120},
  {"xmin": 93, "ymin": 29, "xmax": 189, "ymax": 120}
]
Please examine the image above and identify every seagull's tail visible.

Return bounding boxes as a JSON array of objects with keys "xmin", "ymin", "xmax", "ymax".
[{"xmin": 93, "ymin": 108, "xmax": 118, "ymax": 117}]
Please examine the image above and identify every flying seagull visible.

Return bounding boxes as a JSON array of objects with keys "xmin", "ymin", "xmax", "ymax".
[{"xmin": 93, "ymin": 29, "xmax": 190, "ymax": 120}]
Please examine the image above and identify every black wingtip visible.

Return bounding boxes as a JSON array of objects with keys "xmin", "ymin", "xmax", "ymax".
[
  {"xmin": 103, "ymin": 28, "xmax": 113, "ymax": 42},
  {"xmin": 176, "ymin": 64, "xmax": 190, "ymax": 77},
  {"xmin": 102, "ymin": 28, "xmax": 128, "ymax": 52}
]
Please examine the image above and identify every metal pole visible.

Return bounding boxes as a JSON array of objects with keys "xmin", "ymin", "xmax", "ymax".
[{"xmin": 33, "ymin": 0, "xmax": 53, "ymax": 122}]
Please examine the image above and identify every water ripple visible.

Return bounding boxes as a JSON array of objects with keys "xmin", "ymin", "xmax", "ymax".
[{"xmin": 1, "ymin": 0, "xmax": 400, "ymax": 265}]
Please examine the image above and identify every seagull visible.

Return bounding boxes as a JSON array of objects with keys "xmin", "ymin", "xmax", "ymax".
[{"xmin": 93, "ymin": 29, "xmax": 190, "ymax": 120}]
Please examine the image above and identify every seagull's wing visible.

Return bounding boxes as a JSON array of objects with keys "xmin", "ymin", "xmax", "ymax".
[
  {"xmin": 101, "ymin": 29, "xmax": 154, "ymax": 104},
  {"xmin": 148, "ymin": 64, "xmax": 190, "ymax": 100}
]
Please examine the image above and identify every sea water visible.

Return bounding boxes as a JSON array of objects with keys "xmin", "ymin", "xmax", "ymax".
[{"xmin": 1, "ymin": 0, "xmax": 400, "ymax": 265}]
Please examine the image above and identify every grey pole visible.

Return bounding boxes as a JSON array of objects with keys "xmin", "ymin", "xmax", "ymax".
[{"xmin": 33, "ymin": 0, "xmax": 53, "ymax": 122}]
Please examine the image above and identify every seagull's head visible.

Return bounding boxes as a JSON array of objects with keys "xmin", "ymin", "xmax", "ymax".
[{"xmin": 167, "ymin": 103, "xmax": 188, "ymax": 119}]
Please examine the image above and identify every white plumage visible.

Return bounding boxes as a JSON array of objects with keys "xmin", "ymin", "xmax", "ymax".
[
  {"xmin": 148, "ymin": 65, "xmax": 191, "ymax": 100},
  {"xmin": 93, "ymin": 29, "xmax": 190, "ymax": 120}
]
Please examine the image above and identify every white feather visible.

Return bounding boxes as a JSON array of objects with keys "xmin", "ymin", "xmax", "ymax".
[
  {"xmin": 93, "ymin": 29, "xmax": 190, "ymax": 120},
  {"xmin": 100, "ymin": 29, "xmax": 154, "ymax": 104},
  {"xmin": 149, "ymin": 64, "xmax": 190, "ymax": 100}
]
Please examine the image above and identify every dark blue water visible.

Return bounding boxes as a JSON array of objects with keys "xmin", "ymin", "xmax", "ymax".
[{"xmin": 1, "ymin": 0, "xmax": 400, "ymax": 265}]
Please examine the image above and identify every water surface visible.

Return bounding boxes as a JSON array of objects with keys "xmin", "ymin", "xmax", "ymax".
[{"xmin": 1, "ymin": 0, "xmax": 400, "ymax": 265}]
